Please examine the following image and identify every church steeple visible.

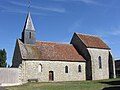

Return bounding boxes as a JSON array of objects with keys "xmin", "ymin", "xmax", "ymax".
[
  {"xmin": 21, "ymin": 1, "xmax": 36, "ymax": 45},
  {"xmin": 23, "ymin": 12, "xmax": 35, "ymax": 31}
]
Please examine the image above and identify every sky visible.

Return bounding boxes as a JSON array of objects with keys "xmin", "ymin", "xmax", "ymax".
[{"xmin": 0, "ymin": 0, "xmax": 120, "ymax": 65}]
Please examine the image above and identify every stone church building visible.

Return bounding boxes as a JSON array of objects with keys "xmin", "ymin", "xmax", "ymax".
[{"xmin": 12, "ymin": 12, "xmax": 116, "ymax": 83}]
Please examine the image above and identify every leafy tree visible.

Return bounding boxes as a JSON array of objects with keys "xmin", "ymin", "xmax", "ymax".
[{"xmin": 0, "ymin": 49, "xmax": 7, "ymax": 67}]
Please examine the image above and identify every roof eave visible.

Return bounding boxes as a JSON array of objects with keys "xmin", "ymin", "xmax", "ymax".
[
  {"xmin": 22, "ymin": 59, "xmax": 86, "ymax": 62},
  {"xmin": 87, "ymin": 47, "xmax": 111, "ymax": 50}
]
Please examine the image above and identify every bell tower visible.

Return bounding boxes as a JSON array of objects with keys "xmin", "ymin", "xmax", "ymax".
[{"xmin": 21, "ymin": 0, "xmax": 36, "ymax": 45}]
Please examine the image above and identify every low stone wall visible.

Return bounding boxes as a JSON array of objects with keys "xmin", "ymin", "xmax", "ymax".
[{"xmin": 0, "ymin": 68, "xmax": 21, "ymax": 86}]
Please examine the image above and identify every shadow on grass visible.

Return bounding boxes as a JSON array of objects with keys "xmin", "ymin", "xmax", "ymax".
[
  {"xmin": 102, "ymin": 86, "xmax": 120, "ymax": 90},
  {"xmin": 100, "ymin": 80, "xmax": 120, "ymax": 85},
  {"xmin": 100, "ymin": 80, "xmax": 120, "ymax": 90}
]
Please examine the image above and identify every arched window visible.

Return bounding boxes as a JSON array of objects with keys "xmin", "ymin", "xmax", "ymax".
[
  {"xmin": 38, "ymin": 64, "xmax": 42, "ymax": 72},
  {"xmin": 29, "ymin": 32, "xmax": 32, "ymax": 39},
  {"xmin": 65, "ymin": 66, "xmax": 68, "ymax": 73},
  {"xmin": 78, "ymin": 65, "xmax": 81, "ymax": 72},
  {"xmin": 99, "ymin": 56, "xmax": 102, "ymax": 69}
]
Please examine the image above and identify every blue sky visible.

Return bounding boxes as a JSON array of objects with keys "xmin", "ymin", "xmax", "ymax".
[{"xmin": 0, "ymin": 0, "xmax": 120, "ymax": 65}]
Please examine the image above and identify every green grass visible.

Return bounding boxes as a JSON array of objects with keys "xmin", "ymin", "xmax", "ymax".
[{"xmin": 5, "ymin": 78, "xmax": 120, "ymax": 90}]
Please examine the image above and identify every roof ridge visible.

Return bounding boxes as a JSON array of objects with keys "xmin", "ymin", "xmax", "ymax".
[
  {"xmin": 36, "ymin": 41, "xmax": 71, "ymax": 45},
  {"xmin": 76, "ymin": 32, "xmax": 98, "ymax": 37}
]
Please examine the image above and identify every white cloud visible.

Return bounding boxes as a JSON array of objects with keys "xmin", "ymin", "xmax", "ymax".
[
  {"xmin": 9, "ymin": 1, "xmax": 26, "ymax": 7},
  {"xmin": 1, "ymin": 9, "xmax": 46, "ymax": 15},
  {"xmin": 68, "ymin": 19, "xmax": 82, "ymax": 33},
  {"xmin": 75, "ymin": 0, "xmax": 97, "ymax": 4},
  {"xmin": 97, "ymin": 27, "xmax": 120, "ymax": 37},
  {"xmin": 9, "ymin": 1, "xmax": 66, "ymax": 13},
  {"xmin": 0, "ymin": 3, "xmax": 47, "ymax": 15},
  {"xmin": 51, "ymin": 0, "xmax": 65, "ymax": 1},
  {"xmin": 0, "ymin": 5, "xmax": 7, "ymax": 10},
  {"xmin": 108, "ymin": 30, "xmax": 120, "ymax": 36},
  {"xmin": 31, "ymin": 6, "xmax": 65, "ymax": 13},
  {"xmin": 52, "ymin": 0, "xmax": 104, "ymax": 6}
]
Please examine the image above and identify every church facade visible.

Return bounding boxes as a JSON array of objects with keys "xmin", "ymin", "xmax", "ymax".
[{"xmin": 12, "ymin": 12, "xmax": 116, "ymax": 83}]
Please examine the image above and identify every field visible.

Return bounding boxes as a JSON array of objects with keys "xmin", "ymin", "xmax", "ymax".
[{"xmin": 5, "ymin": 78, "xmax": 120, "ymax": 90}]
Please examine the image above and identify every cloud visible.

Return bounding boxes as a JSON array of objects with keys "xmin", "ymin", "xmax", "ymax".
[
  {"xmin": 0, "ymin": 5, "xmax": 7, "ymax": 9},
  {"xmin": 68, "ymin": 19, "xmax": 82, "ymax": 33},
  {"xmin": 1, "ymin": 9, "xmax": 46, "ymax": 16},
  {"xmin": 9, "ymin": 1, "xmax": 66, "ymax": 13},
  {"xmin": 0, "ymin": 3, "xmax": 46, "ymax": 15},
  {"xmin": 52, "ymin": 0, "xmax": 104, "ymax": 6},
  {"xmin": 78, "ymin": 0, "xmax": 106, "ymax": 7},
  {"xmin": 51, "ymin": 0, "xmax": 63, "ymax": 1},
  {"xmin": 108, "ymin": 30, "xmax": 120, "ymax": 36},
  {"xmin": 97, "ymin": 27, "xmax": 120, "ymax": 37},
  {"xmin": 75, "ymin": 0, "xmax": 98, "ymax": 4},
  {"xmin": 32, "ymin": 6, "xmax": 65, "ymax": 13},
  {"xmin": 9, "ymin": 1, "xmax": 26, "ymax": 7}
]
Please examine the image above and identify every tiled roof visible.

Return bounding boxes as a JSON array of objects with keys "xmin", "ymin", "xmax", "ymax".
[
  {"xmin": 76, "ymin": 33, "xmax": 110, "ymax": 49},
  {"xmin": 18, "ymin": 39, "xmax": 85, "ymax": 62}
]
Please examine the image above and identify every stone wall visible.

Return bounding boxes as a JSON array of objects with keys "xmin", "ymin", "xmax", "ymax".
[
  {"xmin": 0, "ymin": 68, "xmax": 21, "ymax": 85},
  {"xmin": 12, "ymin": 40, "xmax": 22, "ymax": 67},
  {"xmin": 87, "ymin": 48, "xmax": 109, "ymax": 80},
  {"xmin": 109, "ymin": 51, "xmax": 116, "ymax": 78},
  {"xmin": 21, "ymin": 60, "xmax": 86, "ymax": 82},
  {"xmin": 71, "ymin": 33, "xmax": 92, "ymax": 80}
]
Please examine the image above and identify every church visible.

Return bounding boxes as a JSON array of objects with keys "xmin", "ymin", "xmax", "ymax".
[{"xmin": 12, "ymin": 11, "xmax": 116, "ymax": 83}]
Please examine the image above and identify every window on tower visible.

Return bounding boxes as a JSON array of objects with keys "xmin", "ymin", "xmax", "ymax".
[{"xmin": 29, "ymin": 32, "xmax": 32, "ymax": 39}]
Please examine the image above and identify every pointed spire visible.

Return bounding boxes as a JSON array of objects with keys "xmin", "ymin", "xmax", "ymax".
[
  {"xmin": 23, "ymin": 0, "xmax": 35, "ymax": 31},
  {"xmin": 24, "ymin": 12, "xmax": 35, "ymax": 31},
  {"xmin": 21, "ymin": 0, "xmax": 36, "ymax": 45}
]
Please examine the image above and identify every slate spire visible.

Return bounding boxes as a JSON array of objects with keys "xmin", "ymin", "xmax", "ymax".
[
  {"xmin": 23, "ymin": 12, "xmax": 35, "ymax": 31},
  {"xmin": 22, "ymin": 0, "xmax": 36, "ymax": 45}
]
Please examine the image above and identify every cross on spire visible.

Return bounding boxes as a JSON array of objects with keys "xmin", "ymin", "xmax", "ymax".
[{"xmin": 28, "ymin": 0, "xmax": 30, "ymax": 12}]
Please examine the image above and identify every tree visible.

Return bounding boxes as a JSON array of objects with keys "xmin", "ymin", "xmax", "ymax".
[{"xmin": 0, "ymin": 49, "xmax": 7, "ymax": 67}]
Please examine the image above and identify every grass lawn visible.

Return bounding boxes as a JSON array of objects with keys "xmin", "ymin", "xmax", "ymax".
[{"xmin": 5, "ymin": 78, "xmax": 120, "ymax": 90}]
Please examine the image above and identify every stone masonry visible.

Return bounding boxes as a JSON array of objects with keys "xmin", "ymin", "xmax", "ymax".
[
  {"xmin": 87, "ymin": 48, "xmax": 109, "ymax": 80},
  {"xmin": 20, "ymin": 61, "xmax": 86, "ymax": 82}
]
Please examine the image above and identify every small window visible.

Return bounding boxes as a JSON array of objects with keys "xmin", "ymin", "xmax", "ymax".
[
  {"xmin": 78, "ymin": 65, "xmax": 81, "ymax": 72},
  {"xmin": 65, "ymin": 66, "xmax": 68, "ymax": 73},
  {"xmin": 38, "ymin": 64, "xmax": 42, "ymax": 72},
  {"xmin": 99, "ymin": 56, "xmax": 102, "ymax": 69},
  {"xmin": 29, "ymin": 32, "xmax": 32, "ymax": 39}
]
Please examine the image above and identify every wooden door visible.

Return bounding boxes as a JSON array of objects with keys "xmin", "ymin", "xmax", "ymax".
[{"xmin": 49, "ymin": 71, "xmax": 54, "ymax": 81}]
